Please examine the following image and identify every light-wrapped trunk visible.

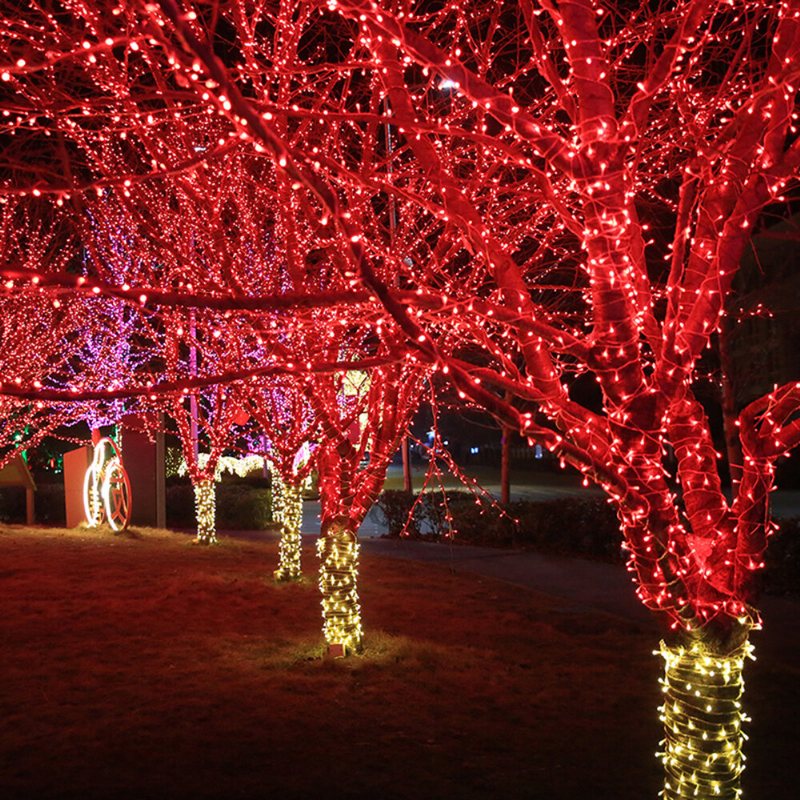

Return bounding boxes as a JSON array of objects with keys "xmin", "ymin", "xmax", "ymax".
[
  {"xmin": 317, "ymin": 523, "xmax": 362, "ymax": 654},
  {"xmin": 270, "ymin": 465, "xmax": 284, "ymax": 527},
  {"xmin": 658, "ymin": 633, "xmax": 752, "ymax": 800},
  {"xmin": 193, "ymin": 478, "xmax": 217, "ymax": 545},
  {"xmin": 274, "ymin": 481, "xmax": 303, "ymax": 581}
]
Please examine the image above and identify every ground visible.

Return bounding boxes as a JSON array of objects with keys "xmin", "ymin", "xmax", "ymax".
[{"xmin": 0, "ymin": 525, "xmax": 796, "ymax": 799}]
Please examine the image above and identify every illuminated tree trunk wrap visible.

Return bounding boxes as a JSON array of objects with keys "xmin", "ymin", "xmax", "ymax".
[
  {"xmin": 317, "ymin": 524, "xmax": 363, "ymax": 654},
  {"xmin": 274, "ymin": 481, "xmax": 303, "ymax": 581},
  {"xmin": 659, "ymin": 636, "xmax": 752, "ymax": 800},
  {"xmin": 270, "ymin": 465, "xmax": 284, "ymax": 528},
  {"xmin": 193, "ymin": 478, "xmax": 217, "ymax": 545}
]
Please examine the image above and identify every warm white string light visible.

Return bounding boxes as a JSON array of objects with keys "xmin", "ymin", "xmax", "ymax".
[
  {"xmin": 178, "ymin": 452, "xmax": 265, "ymax": 480},
  {"xmin": 317, "ymin": 524, "xmax": 362, "ymax": 654},
  {"xmin": 658, "ymin": 638, "xmax": 754, "ymax": 800},
  {"xmin": 193, "ymin": 478, "xmax": 217, "ymax": 545},
  {"xmin": 274, "ymin": 481, "xmax": 303, "ymax": 581}
]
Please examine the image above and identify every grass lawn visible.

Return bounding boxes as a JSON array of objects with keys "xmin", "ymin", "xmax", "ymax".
[{"xmin": 0, "ymin": 525, "xmax": 796, "ymax": 799}]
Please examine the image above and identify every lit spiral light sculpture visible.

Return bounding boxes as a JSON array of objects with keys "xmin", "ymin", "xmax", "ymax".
[{"xmin": 82, "ymin": 437, "xmax": 132, "ymax": 532}]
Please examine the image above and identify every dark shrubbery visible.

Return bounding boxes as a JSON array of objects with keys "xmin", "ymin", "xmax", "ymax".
[
  {"xmin": 34, "ymin": 483, "xmax": 67, "ymax": 525},
  {"xmin": 218, "ymin": 484, "xmax": 273, "ymax": 529},
  {"xmin": 164, "ymin": 483, "xmax": 194, "ymax": 527},
  {"xmin": 374, "ymin": 490, "xmax": 421, "ymax": 537},
  {"xmin": 376, "ymin": 491, "xmax": 800, "ymax": 595},
  {"xmin": 0, "ymin": 483, "xmax": 65, "ymax": 525},
  {"xmin": 509, "ymin": 497, "xmax": 622, "ymax": 560},
  {"xmin": 165, "ymin": 482, "xmax": 273, "ymax": 530},
  {"xmin": 0, "ymin": 487, "xmax": 25, "ymax": 523},
  {"xmin": 3, "ymin": 478, "xmax": 272, "ymax": 530},
  {"xmin": 377, "ymin": 490, "xmax": 623, "ymax": 560}
]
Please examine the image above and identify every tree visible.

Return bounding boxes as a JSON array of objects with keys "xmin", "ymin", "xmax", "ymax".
[
  {"xmin": 242, "ymin": 377, "xmax": 320, "ymax": 581},
  {"xmin": 146, "ymin": 1, "xmax": 800, "ymax": 796},
  {"xmin": 0, "ymin": 199, "xmax": 123, "ymax": 465},
  {"xmin": 309, "ymin": 355, "xmax": 426, "ymax": 654}
]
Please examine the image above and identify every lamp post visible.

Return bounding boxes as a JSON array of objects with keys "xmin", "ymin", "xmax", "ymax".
[{"xmin": 384, "ymin": 100, "xmax": 413, "ymax": 494}]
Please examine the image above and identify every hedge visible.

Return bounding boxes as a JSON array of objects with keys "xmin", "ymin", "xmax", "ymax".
[
  {"xmin": 1, "ymin": 481, "xmax": 273, "ymax": 530},
  {"xmin": 166, "ymin": 483, "xmax": 273, "ymax": 530},
  {"xmin": 375, "ymin": 490, "xmax": 800, "ymax": 595},
  {"xmin": 376, "ymin": 490, "xmax": 622, "ymax": 559}
]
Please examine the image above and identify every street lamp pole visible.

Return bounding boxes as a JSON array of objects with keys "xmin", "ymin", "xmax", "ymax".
[{"xmin": 385, "ymin": 100, "xmax": 413, "ymax": 494}]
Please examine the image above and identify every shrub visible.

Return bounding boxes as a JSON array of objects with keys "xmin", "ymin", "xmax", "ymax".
[
  {"xmin": 377, "ymin": 490, "xmax": 623, "ymax": 559},
  {"xmin": 166, "ymin": 482, "xmax": 273, "ymax": 530},
  {"xmin": 419, "ymin": 490, "xmax": 474, "ymax": 537},
  {"xmin": 218, "ymin": 485, "xmax": 272, "ymax": 529},
  {"xmin": 0, "ymin": 487, "xmax": 25, "ymax": 523},
  {"xmin": 446, "ymin": 498, "xmax": 516, "ymax": 547},
  {"xmin": 34, "ymin": 483, "xmax": 66, "ymax": 525},
  {"xmin": 376, "ymin": 488, "xmax": 799, "ymax": 595},
  {"xmin": 165, "ymin": 484, "xmax": 195, "ymax": 527},
  {"xmin": 509, "ymin": 497, "xmax": 623, "ymax": 561},
  {"xmin": 374, "ymin": 490, "xmax": 420, "ymax": 537},
  {"xmin": 0, "ymin": 483, "xmax": 66, "ymax": 525}
]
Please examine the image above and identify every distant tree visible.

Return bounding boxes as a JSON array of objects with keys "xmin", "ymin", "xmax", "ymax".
[
  {"xmin": 309, "ymin": 354, "xmax": 426, "ymax": 654},
  {"xmin": 242, "ymin": 377, "xmax": 319, "ymax": 581}
]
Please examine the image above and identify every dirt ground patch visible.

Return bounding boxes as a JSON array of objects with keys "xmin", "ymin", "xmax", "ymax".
[{"xmin": 0, "ymin": 525, "xmax": 796, "ymax": 799}]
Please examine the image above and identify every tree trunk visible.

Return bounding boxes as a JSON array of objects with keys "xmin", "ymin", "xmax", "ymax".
[
  {"xmin": 270, "ymin": 464, "xmax": 284, "ymax": 527},
  {"xmin": 317, "ymin": 523, "xmax": 363, "ymax": 654},
  {"xmin": 274, "ymin": 481, "xmax": 303, "ymax": 581},
  {"xmin": 192, "ymin": 478, "xmax": 217, "ymax": 545},
  {"xmin": 658, "ymin": 630, "xmax": 752, "ymax": 800}
]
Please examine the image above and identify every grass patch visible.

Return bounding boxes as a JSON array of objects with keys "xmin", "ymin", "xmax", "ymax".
[{"xmin": 0, "ymin": 524, "xmax": 795, "ymax": 800}]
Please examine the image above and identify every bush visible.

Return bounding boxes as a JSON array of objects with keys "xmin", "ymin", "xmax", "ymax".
[
  {"xmin": 0, "ymin": 483, "xmax": 65, "ymax": 525},
  {"xmin": 375, "ymin": 490, "xmax": 484, "ymax": 540},
  {"xmin": 0, "ymin": 487, "xmax": 26, "ymax": 523},
  {"xmin": 376, "ymin": 490, "xmax": 622, "ymax": 559},
  {"xmin": 222, "ymin": 473, "xmax": 270, "ymax": 489},
  {"xmin": 445, "ymin": 496, "xmax": 516, "ymax": 547},
  {"xmin": 376, "ymin": 488, "xmax": 800, "ymax": 596},
  {"xmin": 34, "ymin": 483, "xmax": 66, "ymax": 525},
  {"xmin": 165, "ymin": 484, "xmax": 195, "ymax": 527},
  {"xmin": 374, "ymin": 490, "xmax": 421, "ymax": 537},
  {"xmin": 166, "ymin": 482, "xmax": 273, "ymax": 530},
  {"xmin": 511, "ymin": 497, "xmax": 623, "ymax": 561},
  {"xmin": 418, "ymin": 490, "xmax": 474, "ymax": 537},
  {"xmin": 218, "ymin": 485, "xmax": 273, "ymax": 529}
]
